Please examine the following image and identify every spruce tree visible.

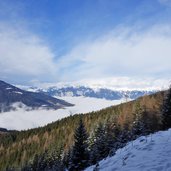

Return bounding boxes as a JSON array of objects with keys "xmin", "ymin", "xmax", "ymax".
[
  {"xmin": 63, "ymin": 147, "xmax": 72, "ymax": 169},
  {"xmin": 112, "ymin": 124, "xmax": 124, "ymax": 150},
  {"xmin": 103, "ymin": 123, "xmax": 116, "ymax": 156},
  {"xmin": 162, "ymin": 87, "xmax": 171, "ymax": 130},
  {"xmin": 31, "ymin": 154, "xmax": 39, "ymax": 171},
  {"xmin": 131, "ymin": 102, "xmax": 145, "ymax": 139},
  {"xmin": 89, "ymin": 124, "xmax": 105, "ymax": 164},
  {"xmin": 69, "ymin": 118, "xmax": 89, "ymax": 171},
  {"xmin": 38, "ymin": 151, "xmax": 48, "ymax": 170},
  {"xmin": 119, "ymin": 122, "xmax": 132, "ymax": 146},
  {"xmin": 45, "ymin": 149, "xmax": 64, "ymax": 171}
]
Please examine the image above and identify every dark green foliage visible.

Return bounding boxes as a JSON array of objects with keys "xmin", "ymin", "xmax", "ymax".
[
  {"xmin": 162, "ymin": 87, "xmax": 171, "ymax": 130},
  {"xmin": 131, "ymin": 102, "xmax": 152, "ymax": 139},
  {"xmin": 102, "ymin": 123, "xmax": 116, "ymax": 156},
  {"xmin": 131, "ymin": 102, "xmax": 145, "ymax": 138},
  {"xmin": 21, "ymin": 149, "xmax": 64, "ymax": 171},
  {"xmin": 89, "ymin": 122, "xmax": 129, "ymax": 165},
  {"xmin": 89, "ymin": 123, "xmax": 107, "ymax": 164},
  {"xmin": 69, "ymin": 118, "xmax": 89, "ymax": 171},
  {"xmin": 118, "ymin": 123, "xmax": 132, "ymax": 147},
  {"xmin": 31, "ymin": 154, "xmax": 39, "ymax": 170},
  {"xmin": 63, "ymin": 147, "xmax": 72, "ymax": 168},
  {"xmin": 21, "ymin": 163, "xmax": 31, "ymax": 171},
  {"xmin": 5, "ymin": 167, "xmax": 16, "ymax": 171}
]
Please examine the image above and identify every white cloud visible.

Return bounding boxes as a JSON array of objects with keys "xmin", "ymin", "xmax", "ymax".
[
  {"xmin": 0, "ymin": 24, "xmax": 56, "ymax": 82},
  {"xmin": 0, "ymin": 97, "xmax": 121, "ymax": 130},
  {"xmin": 75, "ymin": 77, "xmax": 170, "ymax": 91},
  {"xmin": 56, "ymin": 25, "xmax": 171, "ymax": 81},
  {"xmin": 1, "ymin": 22, "xmax": 170, "ymax": 87}
]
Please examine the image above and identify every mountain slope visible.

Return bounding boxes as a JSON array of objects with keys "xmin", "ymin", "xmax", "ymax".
[
  {"xmin": 0, "ymin": 80, "xmax": 73, "ymax": 112},
  {"xmin": 0, "ymin": 90, "xmax": 164, "ymax": 170},
  {"xmin": 86, "ymin": 129, "xmax": 171, "ymax": 171}
]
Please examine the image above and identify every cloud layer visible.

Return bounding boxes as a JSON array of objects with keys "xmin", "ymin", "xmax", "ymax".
[
  {"xmin": 0, "ymin": 24, "xmax": 56, "ymax": 83},
  {"xmin": 56, "ymin": 25, "xmax": 171, "ymax": 81},
  {"xmin": 0, "ymin": 23, "xmax": 170, "ymax": 88}
]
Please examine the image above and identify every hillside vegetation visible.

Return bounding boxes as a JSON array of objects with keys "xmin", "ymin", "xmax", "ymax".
[{"xmin": 0, "ymin": 90, "xmax": 164, "ymax": 170}]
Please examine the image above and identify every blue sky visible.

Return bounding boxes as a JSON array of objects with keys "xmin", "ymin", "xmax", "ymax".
[{"xmin": 0, "ymin": 0, "xmax": 171, "ymax": 87}]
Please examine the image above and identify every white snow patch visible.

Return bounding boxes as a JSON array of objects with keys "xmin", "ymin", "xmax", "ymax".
[
  {"xmin": 86, "ymin": 129, "xmax": 171, "ymax": 171},
  {"xmin": 0, "ymin": 96, "xmax": 124, "ymax": 130},
  {"xmin": 6, "ymin": 87, "xmax": 12, "ymax": 90},
  {"xmin": 11, "ymin": 102, "xmax": 30, "ymax": 109},
  {"xmin": 13, "ymin": 91, "xmax": 23, "ymax": 94}
]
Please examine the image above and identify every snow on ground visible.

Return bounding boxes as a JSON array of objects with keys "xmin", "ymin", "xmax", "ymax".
[
  {"xmin": 86, "ymin": 129, "xmax": 171, "ymax": 171},
  {"xmin": 0, "ymin": 96, "xmax": 124, "ymax": 130}
]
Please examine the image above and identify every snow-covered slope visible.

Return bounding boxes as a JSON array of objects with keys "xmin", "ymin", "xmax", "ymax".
[
  {"xmin": 0, "ymin": 96, "xmax": 123, "ymax": 130},
  {"xmin": 86, "ymin": 129, "xmax": 171, "ymax": 171}
]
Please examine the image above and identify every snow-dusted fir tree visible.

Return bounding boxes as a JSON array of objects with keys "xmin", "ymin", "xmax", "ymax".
[
  {"xmin": 69, "ymin": 118, "xmax": 89, "ymax": 171},
  {"xmin": 46, "ymin": 150, "xmax": 64, "ymax": 171},
  {"xmin": 21, "ymin": 164, "xmax": 31, "ymax": 171},
  {"xmin": 31, "ymin": 154, "xmax": 39, "ymax": 171},
  {"xmin": 162, "ymin": 86, "xmax": 171, "ymax": 130},
  {"xmin": 29, "ymin": 152, "xmax": 48, "ymax": 171},
  {"xmin": 89, "ymin": 123, "xmax": 107, "ymax": 165},
  {"xmin": 37, "ymin": 151, "xmax": 47, "ymax": 170},
  {"xmin": 63, "ymin": 147, "xmax": 72, "ymax": 169},
  {"xmin": 103, "ymin": 123, "xmax": 116, "ymax": 156},
  {"xmin": 119, "ymin": 122, "xmax": 132, "ymax": 147},
  {"xmin": 131, "ymin": 102, "xmax": 146, "ymax": 139}
]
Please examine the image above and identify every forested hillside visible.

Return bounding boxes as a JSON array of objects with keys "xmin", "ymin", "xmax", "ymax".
[{"xmin": 0, "ymin": 90, "xmax": 164, "ymax": 170}]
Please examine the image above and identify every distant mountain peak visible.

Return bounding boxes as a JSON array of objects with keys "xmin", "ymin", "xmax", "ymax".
[{"xmin": 0, "ymin": 80, "xmax": 73, "ymax": 112}]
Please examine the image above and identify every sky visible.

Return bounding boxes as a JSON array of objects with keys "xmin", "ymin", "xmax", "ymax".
[{"xmin": 0, "ymin": 0, "xmax": 171, "ymax": 88}]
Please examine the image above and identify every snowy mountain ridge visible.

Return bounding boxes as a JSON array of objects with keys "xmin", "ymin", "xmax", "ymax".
[
  {"xmin": 0, "ymin": 80, "xmax": 73, "ymax": 112},
  {"xmin": 17, "ymin": 84, "xmax": 157, "ymax": 101},
  {"xmin": 17, "ymin": 77, "xmax": 169, "ymax": 91},
  {"xmin": 86, "ymin": 129, "xmax": 171, "ymax": 171}
]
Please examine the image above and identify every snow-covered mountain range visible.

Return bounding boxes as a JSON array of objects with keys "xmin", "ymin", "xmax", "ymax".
[{"xmin": 18, "ymin": 84, "xmax": 157, "ymax": 101}]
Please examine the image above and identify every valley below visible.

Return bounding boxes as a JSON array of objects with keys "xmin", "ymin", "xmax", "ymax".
[{"xmin": 0, "ymin": 96, "xmax": 124, "ymax": 130}]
